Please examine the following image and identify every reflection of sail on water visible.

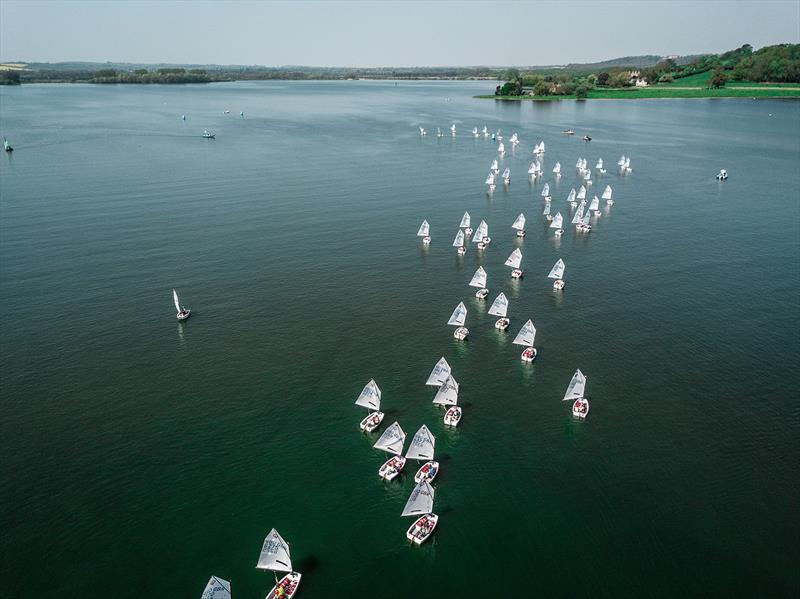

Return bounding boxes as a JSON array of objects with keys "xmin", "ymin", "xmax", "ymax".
[
  {"xmin": 406, "ymin": 425, "xmax": 435, "ymax": 460},
  {"xmin": 373, "ymin": 422, "xmax": 406, "ymax": 455},
  {"xmin": 512, "ymin": 320, "xmax": 536, "ymax": 347},
  {"xmin": 563, "ymin": 369, "xmax": 587, "ymax": 401},
  {"xmin": 354, "ymin": 379, "xmax": 381, "ymax": 411},
  {"xmin": 401, "ymin": 480, "xmax": 435, "ymax": 517},
  {"xmin": 426, "ymin": 357, "xmax": 451, "ymax": 386},
  {"xmin": 548, "ymin": 259, "xmax": 565, "ymax": 279},
  {"xmin": 256, "ymin": 529, "xmax": 293, "ymax": 572},
  {"xmin": 469, "ymin": 267, "xmax": 487, "ymax": 288},
  {"xmin": 432, "ymin": 375, "xmax": 459, "ymax": 405}
]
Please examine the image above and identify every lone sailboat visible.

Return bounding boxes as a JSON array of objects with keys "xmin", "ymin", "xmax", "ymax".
[
  {"xmin": 200, "ymin": 576, "xmax": 231, "ymax": 599},
  {"xmin": 469, "ymin": 266, "xmax": 489, "ymax": 299},
  {"xmin": 407, "ymin": 425, "xmax": 438, "ymax": 483},
  {"xmin": 563, "ymin": 369, "xmax": 589, "ymax": 418},
  {"xmin": 489, "ymin": 292, "xmax": 510, "ymax": 331},
  {"xmin": 511, "ymin": 213, "xmax": 526, "ymax": 238},
  {"xmin": 402, "ymin": 479, "xmax": 438, "ymax": 544},
  {"xmin": 256, "ymin": 529, "xmax": 302, "ymax": 599},
  {"xmin": 355, "ymin": 379, "xmax": 384, "ymax": 433},
  {"xmin": 433, "ymin": 374, "xmax": 461, "ymax": 427},
  {"xmin": 202, "ymin": 130, "xmax": 215, "ymax": 139},
  {"xmin": 505, "ymin": 248, "xmax": 524, "ymax": 279},
  {"xmin": 448, "ymin": 301, "xmax": 469, "ymax": 341},
  {"xmin": 3, "ymin": 136, "xmax": 13, "ymax": 152},
  {"xmin": 417, "ymin": 220, "xmax": 431, "ymax": 245},
  {"xmin": 374, "ymin": 422, "xmax": 407, "ymax": 480},
  {"xmin": 513, "ymin": 319, "xmax": 538, "ymax": 362},
  {"xmin": 548, "ymin": 258, "xmax": 566, "ymax": 290},
  {"xmin": 173, "ymin": 289, "xmax": 191, "ymax": 321}
]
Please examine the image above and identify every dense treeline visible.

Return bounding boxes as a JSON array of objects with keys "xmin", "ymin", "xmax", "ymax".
[{"xmin": 90, "ymin": 67, "xmax": 212, "ymax": 84}]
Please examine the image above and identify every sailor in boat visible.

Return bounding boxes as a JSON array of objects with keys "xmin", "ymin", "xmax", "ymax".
[{"xmin": 716, "ymin": 169, "xmax": 728, "ymax": 180}]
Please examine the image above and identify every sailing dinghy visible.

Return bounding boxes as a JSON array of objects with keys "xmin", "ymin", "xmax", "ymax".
[
  {"xmin": 511, "ymin": 213, "xmax": 526, "ymax": 238},
  {"xmin": 541, "ymin": 183, "xmax": 551, "ymax": 201},
  {"xmin": 602, "ymin": 185, "xmax": 613, "ymax": 205},
  {"xmin": 453, "ymin": 229, "xmax": 467, "ymax": 255},
  {"xmin": 564, "ymin": 369, "xmax": 589, "ymax": 418},
  {"xmin": 407, "ymin": 425, "xmax": 438, "ymax": 483},
  {"xmin": 374, "ymin": 421, "xmax": 407, "ymax": 480},
  {"xmin": 489, "ymin": 292, "xmax": 510, "ymax": 331},
  {"xmin": 473, "ymin": 220, "xmax": 490, "ymax": 250},
  {"xmin": 548, "ymin": 259, "xmax": 566, "ymax": 290},
  {"xmin": 355, "ymin": 379, "xmax": 384, "ymax": 433},
  {"xmin": 505, "ymin": 248, "xmax": 524, "ymax": 279},
  {"xmin": 433, "ymin": 375, "xmax": 461, "ymax": 427},
  {"xmin": 173, "ymin": 289, "xmax": 191, "ymax": 321},
  {"xmin": 589, "ymin": 195, "xmax": 601, "ymax": 217},
  {"xmin": 417, "ymin": 220, "xmax": 431, "ymax": 245},
  {"xmin": 469, "ymin": 266, "xmax": 489, "ymax": 299},
  {"xmin": 550, "ymin": 212, "xmax": 564, "ymax": 237},
  {"xmin": 553, "ymin": 162, "xmax": 561, "ymax": 176},
  {"xmin": 502, "ymin": 167, "xmax": 511, "ymax": 184},
  {"xmin": 513, "ymin": 319, "xmax": 538, "ymax": 362},
  {"xmin": 460, "ymin": 211, "xmax": 473, "ymax": 236},
  {"xmin": 256, "ymin": 529, "xmax": 302, "ymax": 599},
  {"xmin": 448, "ymin": 301, "xmax": 469, "ymax": 341},
  {"xmin": 402, "ymin": 480, "xmax": 438, "ymax": 544},
  {"xmin": 426, "ymin": 357, "xmax": 452, "ymax": 387},
  {"xmin": 200, "ymin": 576, "xmax": 231, "ymax": 599}
]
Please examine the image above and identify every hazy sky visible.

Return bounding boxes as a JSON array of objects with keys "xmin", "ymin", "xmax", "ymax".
[{"xmin": 1, "ymin": 0, "xmax": 798, "ymax": 66}]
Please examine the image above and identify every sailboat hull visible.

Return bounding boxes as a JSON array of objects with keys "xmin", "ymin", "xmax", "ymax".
[
  {"xmin": 406, "ymin": 514, "xmax": 438, "ymax": 544},
  {"xmin": 521, "ymin": 347, "xmax": 537, "ymax": 363},
  {"xmin": 443, "ymin": 406, "xmax": 462, "ymax": 427},
  {"xmin": 379, "ymin": 456, "xmax": 406, "ymax": 481},
  {"xmin": 360, "ymin": 411, "xmax": 385, "ymax": 433},
  {"xmin": 494, "ymin": 318, "xmax": 510, "ymax": 331},
  {"xmin": 572, "ymin": 399, "xmax": 589, "ymax": 419},
  {"xmin": 553, "ymin": 279, "xmax": 566, "ymax": 291},
  {"xmin": 414, "ymin": 460, "xmax": 439, "ymax": 483},
  {"xmin": 266, "ymin": 572, "xmax": 302, "ymax": 599},
  {"xmin": 176, "ymin": 310, "xmax": 191, "ymax": 321}
]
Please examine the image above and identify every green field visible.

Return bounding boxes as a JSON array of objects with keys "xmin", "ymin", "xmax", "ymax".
[{"xmin": 478, "ymin": 83, "xmax": 800, "ymax": 101}]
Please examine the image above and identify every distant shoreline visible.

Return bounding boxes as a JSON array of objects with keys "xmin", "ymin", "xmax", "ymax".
[{"xmin": 476, "ymin": 87, "xmax": 800, "ymax": 100}]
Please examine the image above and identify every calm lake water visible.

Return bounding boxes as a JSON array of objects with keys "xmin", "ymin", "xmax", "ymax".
[{"xmin": 1, "ymin": 81, "xmax": 798, "ymax": 598}]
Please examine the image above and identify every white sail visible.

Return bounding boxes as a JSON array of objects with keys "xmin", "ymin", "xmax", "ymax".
[
  {"xmin": 355, "ymin": 379, "xmax": 381, "ymax": 411},
  {"xmin": 485, "ymin": 173, "xmax": 495, "ymax": 185},
  {"xmin": 472, "ymin": 127, "xmax": 478, "ymax": 135},
  {"xmin": 577, "ymin": 186, "xmax": 586, "ymax": 200},
  {"xmin": 490, "ymin": 159, "xmax": 498, "ymax": 172},
  {"xmin": 460, "ymin": 212, "xmax": 471, "ymax": 228},
  {"xmin": 571, "ymin": 205, "xmax": 584, "ymax": 224},
  {"xmin": 527, "ymin": 162, "xmax": 537, "ymax": 175},
  {"xmin": 596, "ymin": 158, "xmax": 603, "ymax": 169},
  {"xmin": 553, "ymin": 162, "xmax": 561, "ymax": 174},
  {"xmin": 575, "ymin": 158, "xmax": 583, "ymax": 168},
  {"xmin": 538, "ymin": 141, "xmax": 545, "ymax": 153},
  {"xmin": 432, "ymin": 375, "xmax": 459, "ymax": 406},
  {"xmin": 453, "ymin": 229, "xmax": 465, "ymax": 247},
  {"xmin": 567, "ymin": 188, "xmax": 576, "ymax": 202},
  {"xmin": 563, "ymin": 369, "xmax": 587, "ymax": 401},
  {"xmin": 488, "ymin": 292, "xmax": 508, "ymax": 317},
  {"xmin": 417, "ymin": 220, "xmax": 430, "ymax": 237},
  {"xmin": 589, "ymin": 196, "xmax": 600, "ymax": 211},
  {"xmin": 502, "ymin": 167, "xmax": 510, "ymax": 180},
  {"xmin": 543, "ymin": 202, "xmax": 551, "ymax": 216},
  {"xmin": 406, "ymin": 425, "xmax": 435, "ymax": 460},
  {"xmin": 602, "ymin": 185, "xmax": 613, "ymax": 200},
  {"xmin": 469, "ymin": 266, "xmax": 487, "ymax": 288},
  {"xmin": 401, "ymin": 480, "xmax": 435, "ymax": 517},
  {"xmin": 624, "ymin": 157, "xmax": 631, "ymax": 168},
  {"xmin": 550, "ymin": 212, "xmax": 563, "ymax": 229},
  {"xmin": 201, "ymin": 576, "xmax": 231, "ymax": 599},
  {"xmin": 511, "ymin": 213, "xmax": 526, "ymax": 230},
  {"xmin": 541, "ymin": 183, "xmax": 550, "ymax": 197},
  {"xmin": 582, "ymin": 210, "xmax": 590, "ymax": 225},
  {"xmin": 426, "ymin": 357, "xmax": 451, "ymax": 386},
  {"xmin": 504, "ymin": 249, "xmax": 522, "ymax": 269},
  {"xmin": 512, "ymin": 319, "xmax": 536, "ymax": 347},
  {"xmin": 548, "ymin": 259, "xmax": 565, "ymax": 279},
  {"xmin": 472, "ymin": 221, "xmax": 488, "ymax": 242},
  {"xmin": 618, "ymin": 155, "xmax": 626, "ymax": 166},
  {"xmin": 450, "ymin": 123, "xmax": 456, "ymax": 132},
  {"xmin": 497, "ymin": 142, "xmax": 505, "ymax": 153},
  {"xmin": 256, "ymin": 529, "xmax": 292, "ymax": 573},
  {"xmin": 447, "ymin": 302, "xmax": 467, "ymax": 327},
  {"xmin": 373, "ymin": 421, "xmax": 406, "ymax": 455},
  {"xmin": 172, "ymin": 289, "xmax": 182, "ymax": 313}
]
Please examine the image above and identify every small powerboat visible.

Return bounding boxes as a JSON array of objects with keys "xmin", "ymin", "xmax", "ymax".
[
  {"xmin": 406, "ymin": 513, "xmax": 439, "ymax": 545},
  {"xmin": 572, "ymin": 398, "xmax": 589, "ymax": 418},
  {"xmin": 414, "ymin": 460, "xmax": 439, "ymax": 483},
  {"xmin": 583, "ymin": 135, "xmax": 592, "ymax": 142},
  {"xmin": 444, "ymin": 406, "xmax": 462, "ymax": 426},
  {"xmin": 379, "ymin": 456, "xmax": 406, "ymax": 481},
  {"xmin": 563, "ymin": 129, "xmax": 575, "ymax": 135},
  {"xmin": 360, "ymin": 411, "xmax": 385, "ymax": 433}
]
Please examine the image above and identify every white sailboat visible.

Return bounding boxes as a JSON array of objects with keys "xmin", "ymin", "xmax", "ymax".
[
  {"xmin": 543, "ymin": 201, "xmax": 552, "ymax": 220},
  {"xmin": 448, "ymin": 301, "xmax": 469, "ymax": 341},
  {"xmin": 502, "ymin": 167, "xmax": 511, "ymax": 184},
  {"xmin": 402, "ymin": 480, "xmax": 438, "ymax": 544},
  {"xmin": 589, "ymin": 196, "xmax": 600, "ymax": 216},
  {"xmin": 485, "ymin": 172, "xmax": 496, "ymax": 191},
  {"xmin": 417, "ymin": 220, "xmax": 431, "ymax": 245},
  {"xmin": 577, "ymin": 208, "xmax": 592, "ymax": 232},
  {"xmin": 497, "ymin": 142, "xmax": 505, "ymax": 155},
  {"xmin": 527, "ymin": 161, "xmax": 538, "ymax": 175},
  {"xmin": 505, "ymin": 248, "xmax": 524, "ymax": 279},
  {"xmin": 433, "ymin": 374, "xmax": 461, "ymax": 427},
  {"xmin": 201, "ymin": 576, "xmax": 231, "ymax": 599},
  {"xmin": 513, "ymin": 319, "xmax": 538, "ymax": 362},
  {"xmin": 595, "ymin": 158, "xmax": 603, "ymax": 170},
  {"xmin": 256, "ymin": 529, "xmax": 302, "ymax": 599},
  {"xmin": 419, "ymin": 127, "xmax": 427, "ymax": 136},
  {"xmin": 553, "ymin": 162, "xmax": 561, "ymax": 176},
  {"xmin": 469, "ymin": 266, "xmax": 489, "ymax": 299},
  {"xmin": 450, "ymin": 123, "xmax": 456, "ymax": 135},
  {"xmin": 488, "ymin": 292, "xmax": 510, "ymax": 331},
  {"xmin": 602, "ymin": 185, "xmax": 613, "ymax": 205},
  {"xmin": 563, "ymin": 369, "xmax": 589, "ymax": 418},
  {"xmin": 453, "ymin": 229, "xmax": 466, "ymax": 255},
  {"xmin": 490, "ymin": 159, "xmax": 499, "ymax": 174},
  {"xmin": 173, "ymin": 289, "xmax": 191, "ymax": 321},
  {"xmin": 460, "ymin": 211, "xmax": 472, "ymax": 235},
  {"xmin": 511, "ymin": 213, "xmax": 526, "ymax": 238},
  {"xmin": 472, "ymin": 126, "xmax": 479, "ymax": 138},
  {"xmin": 623, "ymin": 157, "xmax": 631, "ymax": 172},
  {"xmin": 577, "ymin": 185, "xmax": 587, "ymax": 202},
  {"xmin": 482, "ymin": 125, "xmax": 489, "ymax": 137},
  {"xmin": 510, "ymin": 132, "xmax": 519, "ymax": 145},
  {"xmin": 473, "ymin": 220, "xmax": 490, "ymax": 249},
  {"xmin": 541, "ymin": 183, "xmax": 550, "ymax": 200},
  {"xmin": 374, "ymin": 421, "xmax": 407, "ymax": 480},
  {"xmin": 571, "ymin": 204, "xmax": 584, "ymax": 226},
  {"xmin": 436, "ymin": 127, "xmax": 444, "ymax": 138},
  {"xmin": 355, "ymin": 379, "xmax": 384, "ymax": 433},
  {"xmin": 550, "ymin": 212, "xmax": 564, "ymax": 237},
  {"xmin": 567, "ymin": 188, "xmax": 577, "ymax": 207},
  {"xmin": 407, "ymin": 425, "xmax": 438, "ymax": 483},
  {"xmin": 617, "ymin": 155, "xmax": 626, "ymax": 166},
  {"xmin": 548, "ymin": 258, "xmax": 566, "ymax": 290},
  {"xmin": 426, "ymin": 357, "xmax": 452, "ymax": 386},
  {"xmin": 534, "ymin": 141, "xmax": 545, "ymax": 155}
]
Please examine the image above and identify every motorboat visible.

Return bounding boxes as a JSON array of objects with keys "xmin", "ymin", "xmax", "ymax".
[
  {"xmin": 444, "ymin": 406, "xmax": 462, "ymax": 426},
  {"xmin": 414, "ymin": 460, "xmax": 439, "ymax": 483},
  {"xmin": 378, "ymin": 455, "xmax": 406, "ymax": 481},
  {"xmin": 562, "ymin": 129, "xmax": 574, "ymax": 135}
]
